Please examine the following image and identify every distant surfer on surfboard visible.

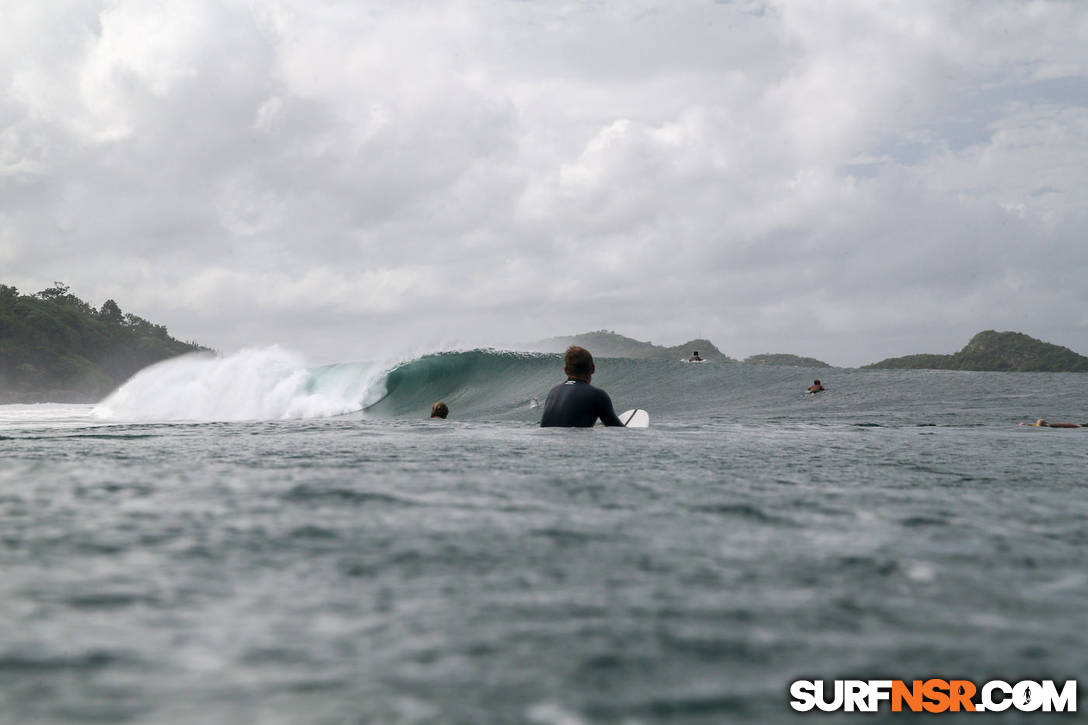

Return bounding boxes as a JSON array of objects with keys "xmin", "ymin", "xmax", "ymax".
[
  {"xmin": 539, "ymin": 346, "xmax": 624, "ymax": 428},
  {"xmin": 688, "ymin": 351, "xmax": 704, "ymax": 362},
  {"xmin": 808, "ymin": 379, "xmax": 825, "ymax": 393},
  {"xmin": 1020, "ymin": 419, "xmax": 1084, "ymax": 428}
]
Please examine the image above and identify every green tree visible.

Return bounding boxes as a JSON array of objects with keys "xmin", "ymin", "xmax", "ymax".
[
  {"xmin": 36, "ymin": 282, "xmax": 70, "ymax": 300},
  {"xmin": 99, "ymin": 299, "xmax": 124, "ymax": 325}
]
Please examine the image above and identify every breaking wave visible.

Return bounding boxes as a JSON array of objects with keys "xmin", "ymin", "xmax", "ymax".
[
  {"xmin": 88, "ymin": 346, "xmax": 1040, "ymax": 427},
  {"xmin": 92, "ymin": 347, "xmax": 387, "ymax": 422}
]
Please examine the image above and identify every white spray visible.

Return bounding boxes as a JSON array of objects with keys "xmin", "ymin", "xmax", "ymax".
[{"xmin": 92, "ymin": 347, "xmax": 387, "ymax": 422}]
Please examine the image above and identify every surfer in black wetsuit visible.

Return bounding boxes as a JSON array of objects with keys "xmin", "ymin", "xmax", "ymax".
[{"xmin": 540, "ymin": 346, "xmax": 624, "ymax": 428}]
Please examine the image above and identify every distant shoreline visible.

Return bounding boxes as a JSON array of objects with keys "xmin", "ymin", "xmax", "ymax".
[
  {"xmin": 7, "ymin": 287, "xmax": 1088, "ymax": 407},
  {"xmin": 864, "ymin": 330, "xmax": 1088, "ymax": 373},
  {"xmin": 528, "ymin": 329, "xmax": 1088, "ymax": 373}
]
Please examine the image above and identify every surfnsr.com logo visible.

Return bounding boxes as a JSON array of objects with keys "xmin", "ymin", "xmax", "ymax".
[{"xmin": 789, "ymin": 679, "xmax": 1077, "ymax": 713}]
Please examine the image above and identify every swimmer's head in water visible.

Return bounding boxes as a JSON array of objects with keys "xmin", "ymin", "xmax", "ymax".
[
  {"xmin": 431, "ymin": 401, "xmax": 449, "ymax": 419},
  {"xmin": 564, "ymin": 346, "xmax": 595, "ymax": 380},
  {"xmin": 1036, "ymin": 419, "xmax": 1047, "ymax": 427}
]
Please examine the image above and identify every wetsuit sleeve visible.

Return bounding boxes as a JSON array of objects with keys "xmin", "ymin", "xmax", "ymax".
[{"xmin": 597, "ymin": 390, "xmax": 624, "ymax": 427}]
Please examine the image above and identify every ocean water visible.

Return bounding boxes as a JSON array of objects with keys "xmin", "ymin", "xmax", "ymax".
[{"xmin": 1, "ymin": 350, "xmax": 1086, "ymax": 724}]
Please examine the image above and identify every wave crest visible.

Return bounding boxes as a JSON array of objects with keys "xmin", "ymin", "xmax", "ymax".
[{"xmin": 93, "ymin": 347, "xmax": 386, "ymax": 422}]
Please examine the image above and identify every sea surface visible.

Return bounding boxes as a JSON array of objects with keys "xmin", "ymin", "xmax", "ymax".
[{"xmin": 1, "ymin": 350, "xmax": 1086, "ymax": 724}]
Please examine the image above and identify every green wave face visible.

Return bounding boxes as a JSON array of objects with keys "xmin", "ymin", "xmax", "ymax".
[
  {"xmin": 359, "ymin": 349, "xmax": 796, "ymax": 423},
  {"xmin": 357, "ymin": 350, "xmax": 812, "ymax": 423},
  {"xmin": 361, "ymin": 350, "xmax": 561, "ymax": 421}
]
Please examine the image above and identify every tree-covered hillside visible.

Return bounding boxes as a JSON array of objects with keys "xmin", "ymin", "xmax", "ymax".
[
  {"xmin": 864, "ymin": 331, "xmax": 1088, "ymax": 372},
  {"xmin": 529, "ymin": 330, "xmax": 735, "ymax": 361},
  {"xmin": 0, "ymin": 283, "xmax": 207, "ymax": 402},
  {"xmin": 744, "ymin": 353, "xmax": 830, "ymax": 368}
]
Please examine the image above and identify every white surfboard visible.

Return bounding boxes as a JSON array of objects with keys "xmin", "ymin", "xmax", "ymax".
[{"xmin": 620, "ymin": 408, "xmax": 649, "ymax": 428}]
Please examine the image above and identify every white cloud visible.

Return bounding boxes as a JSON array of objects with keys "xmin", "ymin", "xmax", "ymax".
[{"xmin": 2, "ymin": 0, "xmax": 1086, "ymax": 366}]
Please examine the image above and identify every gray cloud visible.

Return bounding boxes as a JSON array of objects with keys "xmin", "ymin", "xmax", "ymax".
[{"xmin": 3, "ymin": 0, "xmax": 1086, "ymax": 366}]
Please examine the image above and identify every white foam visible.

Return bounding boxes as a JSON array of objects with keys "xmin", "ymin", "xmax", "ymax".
[
  {"xmin": 0, "ymin": 403, "xmax": 100, "ymax": 431},
  {"xmin": 92, "ymin": 347, "xmax": 386, "ymax": 422}
]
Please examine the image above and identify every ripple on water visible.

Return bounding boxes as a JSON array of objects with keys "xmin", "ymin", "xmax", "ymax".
[
  {"xmin": 0, "ymin": 648, "xmax": 146, "ymax": 673},
  {"xmin": 280, "ymin": 484, "xmax": 421, "ymax": 508},
  {"xmin": 686, "ymin": 502, "xmax": 791, "ymax": 525}
]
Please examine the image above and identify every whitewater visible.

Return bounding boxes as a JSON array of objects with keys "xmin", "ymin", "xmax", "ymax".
[
  {"xmin": 2, "ymin": 348, "xmax": 1086, "ymax": 723},
  {"xmin": 89, "ymin": 348, "xmax": 391, "ymax": 422}
]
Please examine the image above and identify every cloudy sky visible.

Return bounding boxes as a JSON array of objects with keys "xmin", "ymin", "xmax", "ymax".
[{"xmin": 2, "ymin": 0, "xmax": 1086, "ymax": 366}]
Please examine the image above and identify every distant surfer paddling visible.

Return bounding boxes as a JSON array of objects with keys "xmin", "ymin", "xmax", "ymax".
[
  {"xmin": 808, "ymin": 379, "xmax": 825, "ymax": 393},
  {"xmin": 1020, "ymin": 419, "xmax": 1083, "ymax": 428},
  {"xmin": 540, "ymin": 346, "xmax": 624, "ymax": 428}
]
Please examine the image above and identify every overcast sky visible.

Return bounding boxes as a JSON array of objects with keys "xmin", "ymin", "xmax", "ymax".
[{"xmin": 3, "ymin": 0, "xmax": 1086, "ymax": 366}]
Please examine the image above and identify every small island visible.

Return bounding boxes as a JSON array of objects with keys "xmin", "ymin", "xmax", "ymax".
[
  {"xmin": 864, "ymin": 330, "xmax": 1088, "ymax": 372},
  {"xmin": 0, "ymin": 283, "xmax": 207, "ymax": 402},
  {"xmin": 528, "ymin": 330, "xmax": 734, "ymax": 361},
  {"xmin": 744, "ymin": 353, "xmax": 830, "ymax": 368}
]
